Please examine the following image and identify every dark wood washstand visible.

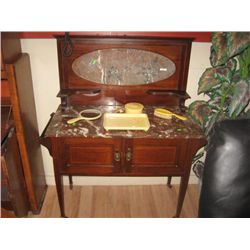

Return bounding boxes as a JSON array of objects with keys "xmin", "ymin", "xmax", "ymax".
[{"xmin": 40, "ymin": 35, "xmax": 206, "ymax": 217}]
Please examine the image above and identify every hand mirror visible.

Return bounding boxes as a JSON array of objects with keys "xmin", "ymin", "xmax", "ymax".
[{"xmin": 67, "ymin": 109, "xmax": 102, "ymax": 124}]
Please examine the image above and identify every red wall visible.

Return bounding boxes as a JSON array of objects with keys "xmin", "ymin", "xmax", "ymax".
[{"xmin": 19, "ymin": 32, "xmax": 211, "ymax": 42}]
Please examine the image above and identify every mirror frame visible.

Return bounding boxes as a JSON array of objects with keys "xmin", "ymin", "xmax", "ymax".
[{"xmin": 56, "ymin": 35, "xmax": 193, "ymax": 107}]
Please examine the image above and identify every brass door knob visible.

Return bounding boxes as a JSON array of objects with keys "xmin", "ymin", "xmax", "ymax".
[
  {"xmin": 114, "ymin": 151, "xmax": 121, "ymax": 162},
  {"xmin": 126, "ymin": 148, "xmax": 132, "ymax": 162}
]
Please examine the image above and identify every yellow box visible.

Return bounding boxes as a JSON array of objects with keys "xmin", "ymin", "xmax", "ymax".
[
  {"xmin": 124, "ymin": 102, "xmax": 144, "ymax": 114},
  {"xmin": 103, "ymin": 113, "xmax": 150, "ymax": 131}
]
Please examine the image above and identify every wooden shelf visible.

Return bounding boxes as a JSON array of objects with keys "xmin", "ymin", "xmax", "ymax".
[{"xmin": 18, "ymin": 32, "xmax": 212, "ymax": 42}]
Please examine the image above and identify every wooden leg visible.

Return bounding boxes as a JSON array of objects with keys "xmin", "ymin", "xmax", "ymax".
[
  {"xmin": 167, "ymin": 176, "xmax": 172, "ymax": 188},
  {"xmin": 174, "ymin": 174, "xmax": 190, "ymax": 218},
  {"xmin": 54, "ymin": 174, "xmax": 67, "ymax": 218},
  {"xmin": 69, "ymin": 175, "xmax": 73, "ymax": 190}
]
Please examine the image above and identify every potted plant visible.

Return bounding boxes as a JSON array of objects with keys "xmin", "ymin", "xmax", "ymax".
[{"xmin": 188, "ymin": 32, "xmax": 250, "ymax": 178}]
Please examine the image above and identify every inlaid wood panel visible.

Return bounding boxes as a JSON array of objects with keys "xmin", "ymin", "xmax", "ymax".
[
  {"xmin": 69, "ymin": 146, "xmax": 114, "ymax": 165},
  {"xmin": 126, "ymin": 138, "xmax": 188, "ymax": 175},
  {"xmin": 132, "ymin": 145, "xmax": 177, "ymax": 165},
  {"xmin": 58, "ymin": 138, "xmax": 122, "ymax": 175}
]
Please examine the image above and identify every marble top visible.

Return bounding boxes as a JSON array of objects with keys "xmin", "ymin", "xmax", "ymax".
[{"xmin": 43, "ymin": 105, "xmax": 205, "ymax": 139}]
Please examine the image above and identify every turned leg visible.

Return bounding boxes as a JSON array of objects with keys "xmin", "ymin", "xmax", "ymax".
[
  {"xmin": 69, "ymin": 175, "xmax": 73, "ymax": 190},
  {"xmin": 167, "ymin": 176, "xmax": 172, "ymax": 188}
]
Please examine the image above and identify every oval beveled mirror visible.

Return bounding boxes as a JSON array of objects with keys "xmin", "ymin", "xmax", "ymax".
[{"xmin": 72, "ymin": 48, "xmax": 176, "ymax": 85}]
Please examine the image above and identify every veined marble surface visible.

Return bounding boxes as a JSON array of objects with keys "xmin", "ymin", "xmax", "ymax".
[{"xmin": 43, "ymin": 105, "xmax": 204, "ymax": 139}]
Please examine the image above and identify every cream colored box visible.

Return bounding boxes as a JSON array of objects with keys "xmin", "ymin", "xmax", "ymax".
[{"xmin": 103, "ymin": 113, "xmax": 150, "ymax": 131}]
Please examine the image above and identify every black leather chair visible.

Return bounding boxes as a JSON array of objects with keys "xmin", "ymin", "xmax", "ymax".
[{"xmin": 199, "ymin": 119, "xmax": 250, "ymax": 218}]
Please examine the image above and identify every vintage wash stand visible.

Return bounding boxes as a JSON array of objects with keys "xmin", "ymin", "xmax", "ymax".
[{"xmin": 40, "ymin": 35, "xmax": 206, "ymax": 217}]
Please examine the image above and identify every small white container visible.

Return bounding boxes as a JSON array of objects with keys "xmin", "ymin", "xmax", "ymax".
[{"xmin": 125, "ymin": 102, "xmax": 144, "ymax": 114}]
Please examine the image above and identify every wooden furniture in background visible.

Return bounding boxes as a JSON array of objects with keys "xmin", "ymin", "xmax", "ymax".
[
  {"xmin": 41, "ymin": 35, "xmax": 206, "ymax": 217},
  {"xmin": 1, "ymin": 106, "xmax": 29, "ymax": 217},
  {"xmin": 1, "ymin": 32, "xmax": 47, "ymax": 215}
]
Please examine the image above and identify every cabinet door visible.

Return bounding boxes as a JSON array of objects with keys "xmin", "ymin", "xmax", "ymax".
[
  {"xmin": 124, "ymin": 138, "xmax": 188, "ymax": 175},
  {"xmin": 57, "ymin": 138, "xmax": 122, "ymax": 175}
]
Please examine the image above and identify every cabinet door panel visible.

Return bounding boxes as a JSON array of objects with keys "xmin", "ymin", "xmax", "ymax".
[
  {"xmin": 69, "ymin": 146, "xmax": 113, "ymax": 165},
  {"xmin": 127, "ymin": 139, "xmax": 188, "ymax": 175},
  {"xmin": 58, "ymin": 138, "xmax": 122, "ymax": 174},
  {"xmin": 133, "ymin": 145, "xmax": 177, "ymax": 165}
]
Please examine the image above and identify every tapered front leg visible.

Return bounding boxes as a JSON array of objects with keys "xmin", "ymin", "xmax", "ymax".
[
  {"xmin": 69, "ymin": 175, "xmax": 73, "ymax": 190},
  {"xmin": 54, "ymin": 173, "xmax": 67, "ymax": 217},
  {"xmin": 52, "ymin": 138, "xmax": 67, "ymax": 218},
  {"xmin": 167, "ymin": 176, "xmax": 172, "ymax": 188},
  {"xmin": 174, "ymin": 174, "xmax": 189, "ymax": 218}
]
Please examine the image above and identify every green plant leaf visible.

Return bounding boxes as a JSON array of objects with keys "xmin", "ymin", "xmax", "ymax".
[
  {"xmin": 226, "ymin": 58, "xmax": 237, "ymax": 73},
  {"xmin": 210, "ymin": 32, "xmax": 250, "ymax": 67},
  {"xmin": 208, "ymin": 96, "xmax": 221, "ymax": 110},
  {"xmin": 198, "ymin": 67, "xmax": 232, "ymax": 94},
  {"xmin": 192, "ymin": 160, "xmax": 205, "ymax": 179},
  {"xmin": 198, "ymin": 68, "xmax": 221, "ymax": 94},
  {"xmin": 245, "ymin": 109, "xmax": 250, "ymax": 118},
  {"xmin": 204, "ymin": 111, "xmax": 224, "ymax": 136},
  {"xmin": 192, "ymin": 151, "xmax": 205, "ymax": 163},
  {"xmin": 188, "ymin": 101, "xmax": 213, "ymax": 128},
  {"xmin": 210, "ymin": 32, "xmax": 228, "ymax": 67},
  {"xmin": 214, "ymin": 67, "xmax": 233, "ymax": 82},
  {"xmin": 228, "ymin": 78, "xmax": 250, "ymax": 117},
  {"xmin": 210, "ymin": 48, "xmax": 217, "ymax": 68},
  {"xmin": 227, "ymin": 32, "xmax": 250, "ymax": 58},
  {"xmin": 238, "ymin": 46, "xmax": 250, "ymax": 78},
  {"xmin": 231, "ymin": 70, "xmax": 241, "ymax": 82}
]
